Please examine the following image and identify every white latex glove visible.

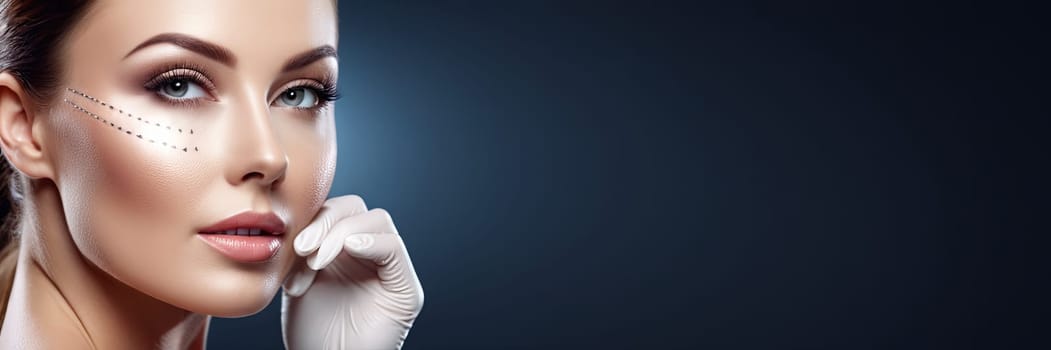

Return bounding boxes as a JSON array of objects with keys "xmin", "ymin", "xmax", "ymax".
[{"xmin": 281, "ymin": 195, "xmax": 425, "ymax": 350}]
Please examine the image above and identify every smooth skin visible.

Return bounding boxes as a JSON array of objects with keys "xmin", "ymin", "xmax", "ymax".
[{"xmin": 0, "ymin": 0, "xmax": 422, "ymax": 349}]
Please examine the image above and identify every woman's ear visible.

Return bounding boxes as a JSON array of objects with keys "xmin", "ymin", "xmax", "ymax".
[{"xmin": 0, "ymin": 71, "xmax": 55, "ymax": 180}]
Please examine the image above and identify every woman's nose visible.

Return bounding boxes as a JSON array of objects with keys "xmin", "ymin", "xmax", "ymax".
[{"xmin": 225, "ymin": 100, "xmax": 288, "ymax": 189}]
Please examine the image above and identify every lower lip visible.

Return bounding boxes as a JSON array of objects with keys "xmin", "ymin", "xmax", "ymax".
[{"xmin": 197, "ymin": 234, "xmax": 282, "ymax": 263}]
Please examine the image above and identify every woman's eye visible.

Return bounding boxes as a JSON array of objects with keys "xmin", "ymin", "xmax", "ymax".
[
  {"xmin": 158, "ymin": 78, "xmax": 207, "ymax": 99},
  {"xmin": 276, "ymin": 87, "xmax": 318, "ymax": 108}
]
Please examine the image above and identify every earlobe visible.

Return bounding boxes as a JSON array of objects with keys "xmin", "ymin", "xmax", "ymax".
[{"xmin": 0, "ymin": 72, "xmax": 54, "ymax": 180}]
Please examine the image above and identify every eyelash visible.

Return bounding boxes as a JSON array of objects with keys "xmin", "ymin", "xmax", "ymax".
[
  {"xmin": 142, "ymin": 63, "xmax": 214, "ymax": 108},
  {"xmin": 142, "ymin": 63, "xmax": 340, "ymax": 111},
  {"xmin": 280, "ymin": 78, "xmax": 341, "ymax": 110}
]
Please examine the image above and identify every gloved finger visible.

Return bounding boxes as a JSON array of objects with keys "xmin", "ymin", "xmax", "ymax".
[
  {"xmin": 282, "ymin": 256, "xmax": 318, "ymax": 297},
  {"xmin": 293, "ymin": 194, "xmax": 368, "ymax": 256},
  {"xmin": 344, "ymin": 232, "xmax": 425, "ymax": 312},
  {"xmin": 305, "ymin": 208, "xmax": 398, "ymax": 271}
]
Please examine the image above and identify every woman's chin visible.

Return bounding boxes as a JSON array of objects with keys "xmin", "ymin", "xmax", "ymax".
[
  {"xmin": 181, "ymin": 287, "xmax": 279, "ymax": 318},
  {"xmin": 201, "ymin": 300, "xmax": 275, "ymax": 318},
  {"xmin": 153, "ymin": 273, "xmax": 284, "ymax": 317}
]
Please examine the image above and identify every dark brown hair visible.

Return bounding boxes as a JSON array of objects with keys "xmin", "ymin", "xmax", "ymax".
[{"xmin": 0, "ymin": 0, "xmax": 93, "ymax": 327}]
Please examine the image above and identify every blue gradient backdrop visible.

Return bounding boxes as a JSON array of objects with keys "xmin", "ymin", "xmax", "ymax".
[{"xmin": 201, "ymin": 1, "xmax": 1049, "ymax": 349}]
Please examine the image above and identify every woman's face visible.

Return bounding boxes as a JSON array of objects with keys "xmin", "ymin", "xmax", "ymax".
[{"xmin": 44, "ymin": 0, "xmax": 338, "ymax": 316}]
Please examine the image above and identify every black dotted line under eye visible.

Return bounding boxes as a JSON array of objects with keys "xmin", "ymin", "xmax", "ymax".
[
  {"xmin": 65, "ymin": 87, "xmax": 195, "ymax": 135},
  {"xmin": 63, "ymin": 99, "xmax": 200, "ymax": 153}
]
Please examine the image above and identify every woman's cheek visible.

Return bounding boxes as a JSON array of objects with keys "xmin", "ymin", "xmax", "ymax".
[
  {"xmin": 294, "ymin": 136, "xmax": 337, "ymax": 218},
  {"xmin": 274, "ymin": 116, "xmax": 337, "ymax": 268},
  {"xmin": 63, "ymin": 118, "xmax": 208, "ymax": 269},
  {"xmin": 54, "ymin": 92, "xmax": 211, "ymax": 224}
]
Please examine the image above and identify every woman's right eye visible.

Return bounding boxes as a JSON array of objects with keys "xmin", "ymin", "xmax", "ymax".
[{"xmin": 156, "ymin": 78, "xmax": 208, "ymax": 100}]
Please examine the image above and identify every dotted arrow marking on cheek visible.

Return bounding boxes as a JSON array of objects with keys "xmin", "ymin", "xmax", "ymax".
[
  {"xmin": 63, "ymin": 98, "xmax": 200, "ymax": 153},
  {"xmin": 66, "ymin": 87, "xmax": 195, "ymax": 135}
]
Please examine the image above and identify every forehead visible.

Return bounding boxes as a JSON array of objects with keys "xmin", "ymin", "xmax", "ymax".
[{"xmin": 66, "ymin": 0, "xmax": 337, "ymax": 68}]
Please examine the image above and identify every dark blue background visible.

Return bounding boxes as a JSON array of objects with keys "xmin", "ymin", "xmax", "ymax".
[{"xmin": 206, "ymin": 1, "xmax": 1049, "ymax": 349}]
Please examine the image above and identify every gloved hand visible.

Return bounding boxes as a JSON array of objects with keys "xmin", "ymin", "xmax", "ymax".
[{"xmin": 281, "ymin": 195, "xmax": 425, "ymax": 350}]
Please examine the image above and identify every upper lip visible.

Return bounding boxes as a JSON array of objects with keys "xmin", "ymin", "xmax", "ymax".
[{"xmin": 199, "ymin": 211, "xmax": 286, "ymax": 235}]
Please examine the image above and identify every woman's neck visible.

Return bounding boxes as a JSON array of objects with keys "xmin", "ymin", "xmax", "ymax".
[{"xmin": 0, "ymin": 180, "xmax": 208, "ymax": 349}]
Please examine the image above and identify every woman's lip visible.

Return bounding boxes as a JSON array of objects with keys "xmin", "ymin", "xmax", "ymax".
[
  {"xmin": 199, "ymin": 211, "xmax": 286, "ymax": 235},
  {"xmin": 197, "ymin": 234, "xmax": 282, "ymax": 263}
]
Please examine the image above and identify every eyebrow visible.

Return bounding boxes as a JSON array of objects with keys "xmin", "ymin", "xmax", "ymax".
[
  {"xmin": 281, "ymin": 45, "xmax": 338, "ymax": 72},
  {"xmin": 125, "ymin": 33, "xmax": 236, "ymax": 66},
  {"xmin": 125, "ymin": 33, "xmax": 337, "ymax": 72}
]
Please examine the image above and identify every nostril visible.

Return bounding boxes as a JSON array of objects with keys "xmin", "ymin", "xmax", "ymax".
[
  {"xmin": 235, "ymin": 153, "xmax": 288, "ymax": 186},
  {"xmin": 241, "ymin": 171, "xmax": 266, "ymax": 182}
]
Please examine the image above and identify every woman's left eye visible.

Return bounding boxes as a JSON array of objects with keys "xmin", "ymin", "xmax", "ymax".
[
  {"xmin": 276, "ymin": 87, "xmax": 318, "ymax": 108},
  {"xmin": 157, "ymin": 78, "xmax": 208, "ymax": 100}
]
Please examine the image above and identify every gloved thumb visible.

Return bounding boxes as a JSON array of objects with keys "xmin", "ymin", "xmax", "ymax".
[{"xmin": 282, "ymin": 258, "xmax": 318, "ymax": 297}]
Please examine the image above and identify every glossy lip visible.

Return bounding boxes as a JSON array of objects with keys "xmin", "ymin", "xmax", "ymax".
[
  {"xmin": 197, "ymin": 211, "xmax": 286, "ymax": 235},
  {"xmin": 197, "ymin": 211, "xmax": 287, "ymax": 263},
  {"xmin": 197, "ymin": 234, "xmax": 283, "ymax": 263}
]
